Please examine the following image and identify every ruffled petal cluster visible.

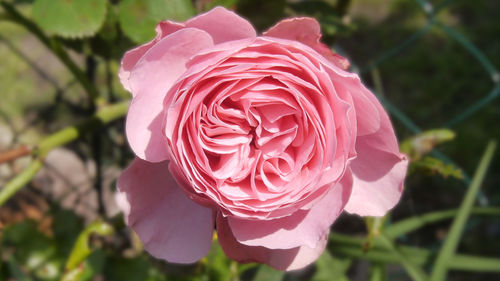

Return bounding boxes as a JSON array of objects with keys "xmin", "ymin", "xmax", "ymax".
[{"xmin": 117, "ymin": 7, "xmax": 407, "ymax": 271}]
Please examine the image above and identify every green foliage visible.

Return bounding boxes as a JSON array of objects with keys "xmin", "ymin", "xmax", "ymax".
[
  {"xmin": 287, "ymin": 0, "xmax": 354, "ymax": 42},
  {"xmin": 201, "ymin": 0, "xmax": 240, "ymax": 11},
  {"xmin": 2, "ymin": 220, "xmax": 63, "ymax": 280},
  {"xmin": 401, "ymin": 129, "xmax": 464, "ymax": 179},
  {"xmin": 311, "ymin": 252, "xmax": 351, "ymax": 281},
  {"xmin": 32, "ymin": 0, "xmax": 107, "ymax": 38},
  {"xmin": 430, "ymin": 141, "xmax": 497, "ymax": 281},
  {"xmin": 250, "ymin": 265, "xmax": 284, "ymax": 281},
  {"xmin": 64, "ymin": 220, "xmax": 114, "ymax": 270},
  {"xmin": 411, "ymin": 156, "xmax": 464, "ymax": 179},
  {"xmin": 118, "ymin": 0, "xmax": 195, "ymax": 43},
  {"xmin": 1, "ymin": 0, "xmax": 499, "ymax": 280},
  {"xmin": 103, "ymin": 256, "xmax": 167, "ymax": 281},
  {"xmin": 203, "ymin": 242, "xmax": 234, "ymax": 281},
  {"xmin": 401, "ymin": 128, "xmax": 455, "ymax": 160},
  {"xmin": 236, "ymin": 0, "xmax": 286, "ymax": 31},
  {"xmin": 363, "ymin": 216, "xmax": 387, "ymax": 252}
]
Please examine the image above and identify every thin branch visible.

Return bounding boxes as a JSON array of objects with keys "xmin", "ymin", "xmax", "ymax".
[
  {"xmin": 0, "ymin": 101, "xmax": 129, "ymax": 207},
  {"xmin": 0, "ymin": 145, "xmax": 31, "ymax": 164}
]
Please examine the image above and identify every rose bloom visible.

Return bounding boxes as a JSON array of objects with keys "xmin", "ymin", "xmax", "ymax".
[{"xmin": 116, "ymin": 7, "xmax": 408, "ymax": 270}]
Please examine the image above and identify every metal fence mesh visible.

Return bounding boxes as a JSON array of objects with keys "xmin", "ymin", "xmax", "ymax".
[{"xmin": 345, "ymin": 0, "xmax": 499, "ymax": 205}]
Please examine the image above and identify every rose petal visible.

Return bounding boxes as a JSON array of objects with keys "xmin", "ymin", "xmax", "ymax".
[
  {"xmin": 344, "ymin": 94, "xmax": 408, "ymax": 216},
  {"xmin": 263, "ymin": 17, "xmax": 349, "ymax": 70},
  {"xmin": 126, "ymin": 28, "xmax": 214, "ymax": 162},
  {"xmin": 227, "ymin": 172, "xmax": 352, "ymax": 249},
  {"xmin": 217, "ymin": 213, "xmax": 328, "ymax": 271},
  {"xmin": 116, "ymin": 158, "xmax": 214, "ymax": 263},
  {"xmin": 337, "ymin": 79, "xmax": 380, "ymax": 136},
  {"xmin": 186, "ymin": 6, "xmax": 256, "ymax": 44},
  {"xmin": 119, "ymin": 21, "xmax": 185, "ymax": 93}
]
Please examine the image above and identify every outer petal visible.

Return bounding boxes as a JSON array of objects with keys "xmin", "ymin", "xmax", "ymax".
[
  {"xmin": 116, "ymin": 158, "xmax": 214, "ymax": 263},
  {"xmin": 119, "ymin": 21, "xmax": 185, "ymax": 93},
  {"xmin": 263, "ymin": 17, "xmax": 349, "ymax": 70},
  {"xmin": 186, "ymin": 6, "xmax": 256, "ymax": 44},
  {"xmin": 334, "ymin": 78, "xmax": 381, "ymax": 137},
  {"xmin": 344, "ymin": 90, "xmax": 408, "ymax": 216},
  {"xmin": 125, "ymin": 28, "xmax": 214, "ymax": 162},
  {"xmin": 227, "ymin": 172, "xmax": 352, "ymax": 249},
  {"xmin": 217, "ymin": 213, "xmax": 328, "ymax": 271}
]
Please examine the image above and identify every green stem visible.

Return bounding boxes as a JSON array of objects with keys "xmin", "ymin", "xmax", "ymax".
[
  {"xmin": 378, "ymin": 234, "xmax": 429, "ymax": 281},
  {"xmin": 36, "ymin": 101, "xmax": 129, "ymax": 156},
  {"xmin": 369, "ymin": 262, "xmax": 386, "ymax": 281},
  {"xmin": 430, "ymin": 141, "xmax": 497, "ymax": 281},
  {"xmin": 385, "ymin": 207, "xmax": 500, "ymax": 239},
  {"xmin": 330, "ymin": 233, "xmax": 500, "ymax": 272},
  {"xmin": 0, "ymin": 1, "xmax": 103, "ymax": 106},
  {"xmin": 0, "ymin": 101, "xmax": 129, "ymax": 207},
  {"xmin": 0, "ymin": 160, "xmax": 43, "ymax": 206}
]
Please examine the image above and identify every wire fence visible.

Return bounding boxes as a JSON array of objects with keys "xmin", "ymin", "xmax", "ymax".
[{"xmin": 344, "ymin": 0, "xmax": 499, "ymax": 206}]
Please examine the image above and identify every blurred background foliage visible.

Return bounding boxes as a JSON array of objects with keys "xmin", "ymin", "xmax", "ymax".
[{"xmin": 0, "ymin": 0, "xmax": 499, "ymax": 280}]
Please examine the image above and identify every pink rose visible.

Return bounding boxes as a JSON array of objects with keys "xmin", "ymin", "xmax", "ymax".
[{"xmin": 116, "ymin": 7, "xmax": 408, "ymax": 270}]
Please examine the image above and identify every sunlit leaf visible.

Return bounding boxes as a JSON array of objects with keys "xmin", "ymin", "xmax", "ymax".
[
  {"xmin": 202, "ymin": 0, "xmax": 240, "ymax": 11},
  {"xmin": 65, "ymin": 220, "xmax": 114, "ymax": 270},
  {"xmin": 203, "ymin": 241, "xmax": 233, "ymax": 281},
  {"xmin": 119, "ymin": 0, "xmax": 195, "ymax": 43},
  {"xmin": 411, "ymin": 156, "xmax": 464, "ymax": 179},
  {"xmin": 32, "ymin": 0, "xmax": 107, "ymax": 38},
  {"xmin": 400, "ymin": 129, "xmax": 455, "ymax": 160},
  {"xmin": 148, "ymin": 0, "xmax": 195, "ymax": 22}
]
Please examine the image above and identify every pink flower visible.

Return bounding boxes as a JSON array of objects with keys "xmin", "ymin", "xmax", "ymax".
[{"xmin": 116, "ymin": 7, "xmax": 408, "ymax": 271}]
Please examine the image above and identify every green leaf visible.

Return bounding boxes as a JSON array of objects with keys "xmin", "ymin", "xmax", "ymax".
[
  {"xmin": 65, "ymin": 220, "xmax": 114, "ymax": 270},
  {"xmin": 312, "ymin": 251, "xmax": 351, "ymax": 281},
  {"xmin": 119, "ymin": 0, "xmax": 195, "ymax": 44},
  {"xmin": 2, "ymin": 221, "xmax": 63, "ymax": 280},
  {"xmin": 202, "ymin": 0, "xmax": 240, "ymax": 11},
  {"xmin": 400, "ymin": 129, "xmax": 455, "ymax": 160},
  {"xmin": 385, "ymin": 207, "xmax": 500, "ymax": 239},
  {"xmin": 377, "ymin": 234, "xmax": 429, "ymax": 281},
  {"xmin": 32, "ymin": 0, "xmax": 107, "ymax": 38},
  {"xmin": 79, "ymin": 250, "xmax": 106, "ymax": 281},
  {"xmin": 203, "ymin": 242, "xmax": 233, "ymax": 281},
  {"xmin": 103, "ymin": 255, "xmax": 167, "ymax": 281},
  {"xmin": 430, "ymin": 141, "xmax": 497, "ymax": 281},
  {"xmin": 411, "ymin": 156, "xmax": 464, "ymax": 179},
  {"xmin": 148, "ymin": 0, "xmax": 195, "ymax": 22},
  {"xmin": 330, "ymin": 236, "xmax": 500, "ymax": 273},
  {"xmin": 119, "ymin": 0, "xmax": 156, "ymax": 44},
  {"xmin": 6, "ymin": 255, "xmax": 33, "ymax": 281},
  {"xmin": 52, "ymin": 208, "xmax": 84, "ymax": 257}
]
